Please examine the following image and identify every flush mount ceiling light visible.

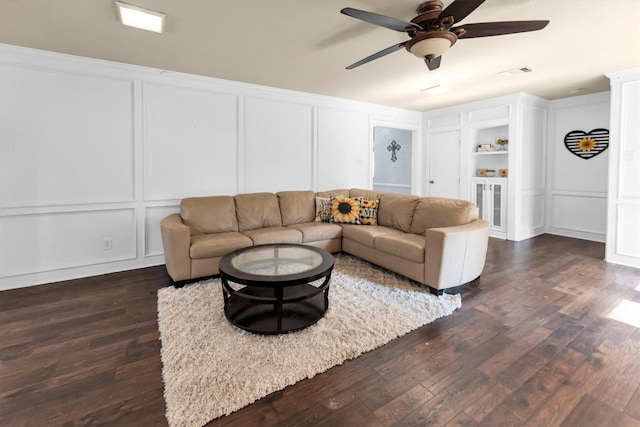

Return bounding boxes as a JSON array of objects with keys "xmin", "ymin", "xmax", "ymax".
[
  {"xmin": 421, "ymin": 85, "xmax": 451, "ymax": 95},
  {"xmin": 498, "ymin": 67, "xmax": 533, "ymax": 78},
  {"xmin": 115, "ymin": 1, "xmax": 166, "ymax": 33}
]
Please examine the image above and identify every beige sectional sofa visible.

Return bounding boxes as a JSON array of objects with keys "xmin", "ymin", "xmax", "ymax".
[{"xmin": 160, "ymin": 189, "xmax": 489, "ymax": 294}]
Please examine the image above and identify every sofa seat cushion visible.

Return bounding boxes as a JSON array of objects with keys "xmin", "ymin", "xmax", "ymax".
[
  {"xmin": 190, "ymin": 232, "xmax": 252, "ymax": 259},
  {"xmin": 286, "ymin": 222, "xmax": 342, "ymax": 243},
  {"xmin": 374, "ymin": 233, "xmax": 425, "ymax": 263},
  {"xmin": 241, "ymin": 227, "xmax": 303, "ymax": 245},
  {"xmin": 341, "ymin": 224, "xmax": 401, "ymax": 247}
]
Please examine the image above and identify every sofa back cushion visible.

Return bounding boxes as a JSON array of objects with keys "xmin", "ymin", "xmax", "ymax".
[
  {"xmin": 316, "ymin": 189, "xmax": 350, "ymax": 198},
  {"xmin": 180, "ymin": 196, "xmax": 238, "ymax": 234},
  {"xmin": 235, "ymin": 192, "xmax": 282, "ymax": 231},
  {"xmin": 277, "ymin": 191, "xmax": 316, "ymax": 226},
  {"xmin": 411, "ymin": 197, "xmax": 479, "ymax": 235},
  {"xmin": 377, "ymin": 193, "xmax": 419, "ymax": 233},
  {"xmin": 349, "ymin": 188, "xmax": 383, "ymax": 201}
]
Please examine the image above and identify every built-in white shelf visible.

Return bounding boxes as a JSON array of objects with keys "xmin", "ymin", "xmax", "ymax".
[{"xmin": 472, "ymin": 151, "xmax": 509, "ymax": 156}]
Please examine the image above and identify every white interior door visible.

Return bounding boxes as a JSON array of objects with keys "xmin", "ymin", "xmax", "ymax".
[
  {"xmin": 373, "ymin": 127, "xmax": 413, "ymax": 194},
  {"xmin": 428, "ymin": 130, "xmax": 460, "ymax": 198}
]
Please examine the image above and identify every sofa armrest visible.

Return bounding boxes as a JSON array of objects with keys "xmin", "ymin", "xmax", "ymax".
[
  {"xmin": 160, "ymin": 213, "xmax": 192, "ymax": 282},
  {"xmin": 424, "ymin": 219, "xmax": 489, "ymax": 290}
]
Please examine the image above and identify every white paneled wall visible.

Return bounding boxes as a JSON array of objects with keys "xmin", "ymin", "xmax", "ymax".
[
  {"xmin": 317, "ymin": 107, "xmax": 371, "ymax": 191},
  {"xmin": 0, "ymin": 208, "xmax": 136, "ymax": 277},
  {"xmin": 143, "ymin": 83, "xmax": 240, "ymax": 200},
  {"xmin": 514, "ymin": 103, "xmax": 547, "ymax": 240},
  {"xmin": 0, "ymin": 44, "xmax": 421, "ymax": 289},
  {"xmin": 606, "ymin": 69, "xmax": 640, "ymax": 268},
  {"xmin": 0, "ymin": 65, "xmax": 135, "ymax": 207},
  {"xmin": 546, "ymin": 92, "xmax": 610, "ymax": 242},
  {"xmin": 244, "ymin": 97, "xmax": 314, "ymax": 192}
]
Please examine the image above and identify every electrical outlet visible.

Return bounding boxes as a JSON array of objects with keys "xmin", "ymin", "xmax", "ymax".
[{"xmin": 103, "ymin": 238, "xmax": 113, "ymax": 251}]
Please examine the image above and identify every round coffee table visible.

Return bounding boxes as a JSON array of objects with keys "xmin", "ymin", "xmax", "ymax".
[{"xmin": 219, "ymin": 244, "xmax": 334, "ymax": 335}]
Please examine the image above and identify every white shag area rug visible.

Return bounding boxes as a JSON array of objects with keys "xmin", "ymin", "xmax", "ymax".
[{"xmin": 157, "ymin": 254, "xmax": 461, "ymax": 427}]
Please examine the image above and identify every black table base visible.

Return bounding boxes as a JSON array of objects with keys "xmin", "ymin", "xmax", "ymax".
[{"xmin": 221, "ymin": 275, "xmax": 331, "ymax": 335}]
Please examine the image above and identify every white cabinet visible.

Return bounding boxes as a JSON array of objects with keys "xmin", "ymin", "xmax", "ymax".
[
  {"xmin": 472, "ymin": 178, "xmax": 507, "ymax": 238},
  {"xmin": 424, "ymin": 93, "xmax": 548, "ymax": 241}
]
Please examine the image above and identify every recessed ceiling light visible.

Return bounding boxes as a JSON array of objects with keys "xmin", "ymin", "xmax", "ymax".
[
  {"xmin": 115, "ymin": 1, "xmax": 166, "ymax": 33},
  {"xmin": 569, "ymin": 87, "xmax": 585, "ymax": 94},
  {"xmin": 421, "ymin": 85, "xmax": 451, "ymax": 95},
  {"xmin": 498, "ymin": 67, "xmax": 533, "ymax": 78}
]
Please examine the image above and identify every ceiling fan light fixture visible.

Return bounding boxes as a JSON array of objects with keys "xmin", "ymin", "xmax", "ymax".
[
  {"xmin": 405, "ymin": 31, "xmax": 457, "ymax": 59},
  {"xmin": 116, "ymin": 1, "xmax": 166, "ymax": 33}
]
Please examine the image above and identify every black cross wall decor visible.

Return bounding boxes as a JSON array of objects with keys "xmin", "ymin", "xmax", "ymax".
[{"xmin": 387, "ymin": 140, "xmax": 401, "ymax": 162}]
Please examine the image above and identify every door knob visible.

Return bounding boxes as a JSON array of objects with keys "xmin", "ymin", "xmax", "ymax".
[{"xmin": 429, "ymin": 180, "xmax": 435, "ymax": 184}]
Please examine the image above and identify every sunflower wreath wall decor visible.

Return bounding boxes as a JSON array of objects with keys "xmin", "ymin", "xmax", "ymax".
[{"xmin": 564, "ymin": 128, "xmax": 609, "ymax": 160}]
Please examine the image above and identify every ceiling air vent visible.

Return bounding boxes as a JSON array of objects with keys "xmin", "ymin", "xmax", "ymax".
[{"xmin": 498, "ymin": 67, "xmax": 533, "ymax": 77}]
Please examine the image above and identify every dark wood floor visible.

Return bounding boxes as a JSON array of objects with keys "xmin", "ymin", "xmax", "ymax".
[{"xmin": 1, "ymin": 235, "xmax": 639, "ymax": 426}]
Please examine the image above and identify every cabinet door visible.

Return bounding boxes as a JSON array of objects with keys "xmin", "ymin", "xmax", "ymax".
[
  {"xmin": 489, "ymin": 182, "xmax": 506, "ymax": 232},
  {"xmin": 472, "ymin": 180, "xmax": 486, "ymax": 221},
  {"xmin": 471, "ymin": 179, "xmax": 507, "ymax": 238}
]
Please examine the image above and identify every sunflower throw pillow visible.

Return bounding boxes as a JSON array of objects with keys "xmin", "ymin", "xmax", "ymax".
[
  {"xmin": 331, "ymin": 197, "xmax": 362, "ymax": 224},
  {"xmin": 314, "ymin": 197, "xmax": 333, "ymax": 222},
  {"xmin": 358, "ymin": 198, "xmax": 379, "ymax": 225}
]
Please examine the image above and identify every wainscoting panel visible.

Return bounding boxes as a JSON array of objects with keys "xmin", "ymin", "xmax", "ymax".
[
  {"xmin": 317, "ymin": 107, "xmax": 370, "ymax": 191},
  {"xmin": 0, "ymin": 44, "xmax": 421, "ymax": 289},
  {"xmin": 0, "ymin": 63, "xmax": 135, "ymax": 207},
  {"xmin": 607, "ymin": 73, "xmax": 640, "ymax": 267},
  {"xmin": 546, "ymin": 93, "xmax": 610, "ymax": 242},
  {"xmin": 468, "ymin": 104, "xmax": 510, "ymax": 123},
  {"xmin": 0, "ymin": 208, "xmax": 136, "ymax": 278},
  {"xmin": 549, "ymin": 96, "xmax": 610, "ymax": 194},
  {"xmin": 145, "ymin": 205, "xmax": 180, "ymax": 257},
  {"xmin": 518, "ymin": 192, "xmax": 546, "ymax": 238},
  {"xmin": 616, "ymin": 204, "xmax": 640, "ymax": 257},
  {"xmin": 143, "ymin": 82, "xmax": 239, "ymax": 200},
  {"xmin": 520, "ymin": 105, "xmax": 547, "ymax": 192},
  {"xmin": 548, "ymin": 193, "xmax": 607, "ymax": 240},
  {"xmin": 244, "ymin": 97, "xmax": 313, "ymax": 192},
  {"xmin": 619, "ymin": 80, "xmax": 640, "ymax": 200},
  {"xmin": 427, "ymin": 112, "xmax": 462, "ymax": 129}
]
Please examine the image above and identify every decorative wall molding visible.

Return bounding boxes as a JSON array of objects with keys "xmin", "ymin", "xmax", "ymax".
[
  {"xmin": 0, "ymin": 43, "xmax": 421, "ymax": 289},
  {"xmin": 606, "ymin": 69, "xmax": 640, "ymax": 268},
  {"xmin": 545, "ymin": 91, "xmax": 611, "ymax": 243}
]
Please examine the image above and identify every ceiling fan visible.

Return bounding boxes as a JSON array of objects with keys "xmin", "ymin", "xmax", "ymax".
[{"xmin": 341, "ymin": 0, "xmax": 549, "ymax": 71}]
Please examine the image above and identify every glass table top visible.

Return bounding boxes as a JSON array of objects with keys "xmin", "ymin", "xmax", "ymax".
[{"xmin": 230, "ymin": 245, "xmax": 324, "ymax": 276}]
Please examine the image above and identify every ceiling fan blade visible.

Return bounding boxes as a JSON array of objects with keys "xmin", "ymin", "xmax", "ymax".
[
  {"xmin": 425, "ymin": 56, "xmax": 442, "ymax": 71},
  {"xmin": 341, "ymin": 7, "xmax": 422, "ymax": 32},
  {"xmin": 346, "ymin": 42, "xmax": 407, "ymax": 69},
  {"xmin": 454, "ymin": 20, "xmax": 549, "ymax": 38},
  {"xmin": 438, "ymin": 0, "xmax": 485, "ymax": 24}
]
